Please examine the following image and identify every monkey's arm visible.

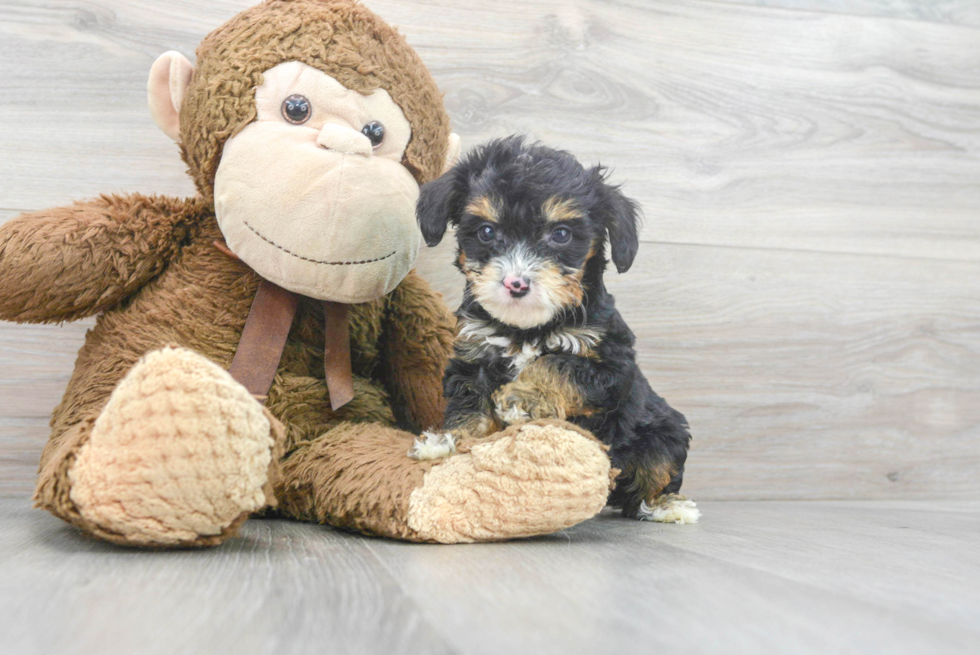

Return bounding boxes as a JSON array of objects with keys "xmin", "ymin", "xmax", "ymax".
[
  {"xmin": 382, "ymin": 270, "xmax": 457, "ymax": 431},
  {"xmin": 0, "ymin": 194, "xmax": 192, "ymax": 323}
]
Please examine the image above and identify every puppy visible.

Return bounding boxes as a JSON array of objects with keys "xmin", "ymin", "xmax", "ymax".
[{"xmin": 414, "ymin": 136, "xmax": 698, "ymax": 523}]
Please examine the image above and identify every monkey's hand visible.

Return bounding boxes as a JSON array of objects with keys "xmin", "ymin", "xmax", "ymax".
[
  {"xmin": 382, "ymin": 270, "xmax": 456, "ymax": 431},
  {"xmin": 0, "ymin": 194, "xmax": 190, "ymax": 323}
]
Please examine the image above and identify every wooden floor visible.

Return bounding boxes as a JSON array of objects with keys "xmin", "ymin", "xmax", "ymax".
[
  {"xmin": 1, "ymin": 1, "xmax": 979, "ymax": 653},
  {"xmin": 1, "ymin": 0, "xmax": 978, "ymax": 501},
  {"xmin": 1, "ymin": 497, "xmax": 978, "ymax": 654}
]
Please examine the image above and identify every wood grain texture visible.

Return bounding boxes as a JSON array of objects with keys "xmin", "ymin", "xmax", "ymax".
[
  {"xmin": 0, "ymin": 420, "xmax": 48, "ymax": 497},
  {"xmin": 0, "ymin": 498, "xmax": 455, "ymax": 655},
  {"xmin": 387, "ymin": 0, "xmax": 980, "ymax": 261},
  {"xmin": 365, "ymin": 500, "xmax": 980, "ymax": 654},
  {"xmin": 712, "ymin": 0, "xmax": 980, "ymax": 27},
  {"xmin": 1, "ymin": 1, "xmax": 978, "ymax": 501},
  {"xmin": 0, "ymin": 322, "xmax": 91, "ymax": 419},
  {"xmin": 2, "ymin": 497, "xmax": 978, "ymax": 655},
  {"xmin": 419, "ymin": 238, "xmax": 980, "ymax": 501},
  {"xmin": 1, "ymin": 0, "xmax": 978, "ymax": 259}
]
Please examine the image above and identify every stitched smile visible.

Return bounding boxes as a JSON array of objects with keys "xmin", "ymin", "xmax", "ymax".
[{"xmin": 243, "ymin": 220, "xmax": 396, "ymax": 266}]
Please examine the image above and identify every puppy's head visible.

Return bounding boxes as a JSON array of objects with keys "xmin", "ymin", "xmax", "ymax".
[{"xmin": 417, "ymin": 136, "xmax": 640, "ymax": 329}]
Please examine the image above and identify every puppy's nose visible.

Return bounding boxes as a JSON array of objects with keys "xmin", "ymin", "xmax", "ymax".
[{"xmin": 503, "ymin": 275, "xmax": 531, "ymax": 298}]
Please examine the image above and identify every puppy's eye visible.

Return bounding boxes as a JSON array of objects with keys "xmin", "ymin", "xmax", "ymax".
[
  {"xmin": 282, "ymin": 94, "xmax": 312, "ymax": 125},
  {"xmin": 361, "ymin": 121, "xmax": 385, "ymax": 148},
  {"xmin": 477, "ymin": 224, "xmax": 497, "ymax": 243},
  {"xmin": 550, "ymin": 227, "xmax": 572, "ymax": 245}
]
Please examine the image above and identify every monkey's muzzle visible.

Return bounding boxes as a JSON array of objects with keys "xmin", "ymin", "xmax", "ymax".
[{"xmin": 214, "ymin": 120, "xmax": 422, "ymax": 303}]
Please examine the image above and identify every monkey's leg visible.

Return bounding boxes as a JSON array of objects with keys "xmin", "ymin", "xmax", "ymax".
[
  {"xmin": 275, "ymin": 419, "xmax": 615, "ymax": 543},
  {"xmin": 34, "ymin": 347, "xmax": 282, "ymax": 547}
]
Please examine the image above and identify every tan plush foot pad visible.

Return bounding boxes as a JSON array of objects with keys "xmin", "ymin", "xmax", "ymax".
[
  {"xmin": 69, "ymin": 347, "xmax": 274, "ymax": 546},
  {"xmin": 406, "ymin": 421, "xmax": 613, "ymax": 543}
]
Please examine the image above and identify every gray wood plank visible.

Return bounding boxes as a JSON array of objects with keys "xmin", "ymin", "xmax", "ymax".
[
  {"xmin": 0, "ymin": 419, "xmax": 47, "ymax": 497},
  {"xmin": 635, "ymin": 499, "xmax": 980, "ymax": 627},
  {"xmin": 1, "ymin": 0, "xmax": 978, "ymax": 260},
  {"xmin": 0, "ymin": 499, "xmax": 455, "ymax": 655},
  {"xmin": 396, "ymin": 0, "xmax": 980, "ymax": 261},
  {"xmin": 0, "ymin": 321, "xmax": 91, "ymax": 419},
  {"xmin": 419, "ymin": 238, "xmax": 980, "ymax": 502},
  {"xmin": 711, "ymin": 0, "xmax": 980, "ymax": 28},
  {"xmin": 1, "ymin": 0, "xmax": 979, "ymax": 502},
  {"xmin": 365, "ymin": 502, "xmax": 980, "ymax": 654},
  {"xmin": 3, "ymin": 498, "xmax": 979, "ymax": 655},
  {"xmin": 4, "ymin": 239, "xmax": 979, "ymax": 501}
]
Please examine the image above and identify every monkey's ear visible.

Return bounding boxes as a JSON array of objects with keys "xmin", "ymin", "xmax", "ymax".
[
  {"xmin": 592, "ymin": 169, "xmax": 641, "ymax": 273},
  {"xmin": 148, "ymin": 51, "xmax": 194, "ymax": 143},
  {"xmin": 443, "ymin": 133, "xmax": 462, "ymax": 174},
  {"xmin": 417, "ymin": 170, "xmax": 467, "ymax": 247}
]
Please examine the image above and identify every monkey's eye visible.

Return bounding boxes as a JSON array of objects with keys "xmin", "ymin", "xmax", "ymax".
[
  {"xmin": 477, "ymin": 224, "xmax": 496, "ymax": 243},
  {"xmin": 281, "ymin": 94, "xmax": 312, "ymax": 125},
  {"xmin": 361, "ymin": 121, "xmax": 385, "ymax": 148},
  {"xmin": 550, "ymin": 226, "xmax": 572, "ymax": 245}
]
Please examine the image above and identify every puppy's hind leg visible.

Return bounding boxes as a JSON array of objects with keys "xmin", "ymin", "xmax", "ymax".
[
  {"xmin": 638, "ymin": 494, "xmax": 701, "ymax": 524},
  {"xmin": 617, "ymin": 463, "xmax": 701, "ymax": 524}
]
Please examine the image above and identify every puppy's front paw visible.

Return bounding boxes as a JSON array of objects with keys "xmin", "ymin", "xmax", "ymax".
[
  {"xmin": 495, "ymin": 396, "xmax": 531, "ymax": 424},
  {"xmin": 493, "ymin": 385, "xmax": 562, "ymax": 425},
  {"xmin": 408, "ymin": 431, "xmax": 458, "ymax": 461}
]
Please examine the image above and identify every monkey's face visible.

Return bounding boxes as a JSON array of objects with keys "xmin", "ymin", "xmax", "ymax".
[{"xmin": 213, "ymin": 61, "xmax": 423, "ymax": 302}]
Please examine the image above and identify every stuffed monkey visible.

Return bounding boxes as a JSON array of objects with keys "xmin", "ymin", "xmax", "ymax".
[{"xmin": 0, "ymin": 0, "xmax": 614, "ymax": 547}]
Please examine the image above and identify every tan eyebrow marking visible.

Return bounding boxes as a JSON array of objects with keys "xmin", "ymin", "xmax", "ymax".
[
  {"xmin": 542, "ymin": 196, "xmax": 584, "ymax": 222},
  {"xmin": 465, "ymin": 195, "xmax": 499, "ymax": 223}
]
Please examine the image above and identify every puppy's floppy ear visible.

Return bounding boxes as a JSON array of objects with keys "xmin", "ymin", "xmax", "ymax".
[
  {"xmin": 417, "ymin": 170, "xmax": 467, "ymax": 247},
  {"xmin": 592, "ymin": 167, "xmax": 641, "ymax": 273}
]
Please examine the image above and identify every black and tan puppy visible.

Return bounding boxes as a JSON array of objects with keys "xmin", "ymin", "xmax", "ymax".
[{"xmin": 414, "ymin": 136, "xmax": 698, "ymax": 523}]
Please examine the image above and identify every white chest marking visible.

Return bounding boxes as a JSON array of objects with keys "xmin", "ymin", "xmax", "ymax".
[{"xmin": 456, "ymin": 317, "xmax": 602, "ymax": 374}]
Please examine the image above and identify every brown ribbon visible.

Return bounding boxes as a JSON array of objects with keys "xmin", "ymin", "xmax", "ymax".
[
  {"xmin": 220, "ymin": 240, "xmax": 354, "ymax": 410},
  {"xmin": 321, "ymin": 301, "xmax": 354, "ymax": 409}
]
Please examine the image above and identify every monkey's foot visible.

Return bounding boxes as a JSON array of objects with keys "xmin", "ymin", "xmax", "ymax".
[
  {"xmin": 638, "ymin": 494, "xmax": 701, "ymax": 524},
  {"xmin": 68, "ymin": 347, "xmax": 275, "ymax": 547},
  {"xmin": 406, "ymin": 420, "xmax": 614, "ymax": 543}
]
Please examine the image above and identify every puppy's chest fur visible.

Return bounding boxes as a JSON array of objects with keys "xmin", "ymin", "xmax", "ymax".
[{"xmin": 455, "ymin": 315, "xmax": 603, "ymax": 377}]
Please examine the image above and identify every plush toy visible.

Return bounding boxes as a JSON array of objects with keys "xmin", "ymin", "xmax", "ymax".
[{"xmin": 0, "ymin": 0, "xmax": 615, "ymax": 547}]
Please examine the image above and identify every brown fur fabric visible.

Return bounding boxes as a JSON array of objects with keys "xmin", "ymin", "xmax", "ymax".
[
  {"xmin": 275, "ymin": 421, "xmax": 440, "ymax": 540},
  {"xmin": 14, "ymin": 198, "xmax": 454, "ymax": 544},
  {"xmin": 181, "ymin": 0, "xmax": 451, "ymax": 198},
  {"xmin": 0, "ymin": 0, "xmax": 456, "ymax": 545},
  {"xmin": 0, "ymin": 0, "xmax": 612, "ymax": 547},
  {"xmin": 0, "ymin": 194, "xmax": 197, "ymax": 323}
]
